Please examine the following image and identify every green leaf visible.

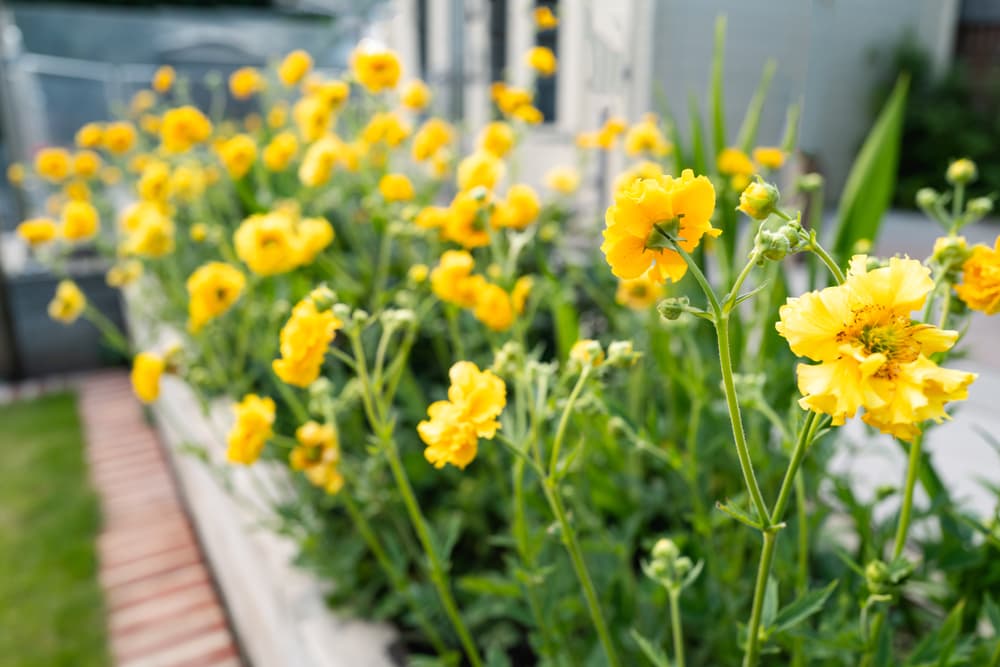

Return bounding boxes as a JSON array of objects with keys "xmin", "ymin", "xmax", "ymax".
[
  {"xmin": 983, "ymin": 595, "xmax": 1000, "ymax": 634},
  {"xmin": 769, "ymin": 580, "xmax": 838, "ymax": 635},
  {"xmin": 716, "ymin": 499, "xmax": 763, "ymax": 530},
  {"xmin": 762, "ymin": 577, "xmax": 779, "ymax": 629},
  {"xmin": 688, "ymin": 93, "xmax": 708, "ymax": 176},
  {"xmin": 831, "ymin": 74, "xmax": 910, "ymax": 264},
  {"xmin": 709, "ymin": 14, "xmax": 727, "ymax": 159},
  {"xmin": 458, "ymin": 574, "xmax": 522, "ymax": 599},
  {"xmin": 780, "ymin": 102, "xmax": 802, "ymax": 153},
  {"xmin": 630, "ymin": 629, "xmax": 672, "ymax": 667},
  {"xmin": 906, "ymin": 600, "xmax": 964, "ymax": 665},
  {"xmin": 737, "ymin": 59, "xmax": 777, "ymax": 152},
  {"xmin": 548, "ymin": 280, "xmax": 580, "ymax": 361}
]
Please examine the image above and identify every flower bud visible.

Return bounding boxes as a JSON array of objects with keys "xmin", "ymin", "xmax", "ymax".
[
  {"xmin": 351, "ymin": 309, "xmax": 370, "ymax": 324},
  {"xmin": 492, "ymin": 341, "xmax": 523, "ymax": 375},
  {"xmin": 915, "ymin": 187, "xmax": 939, "ymax": 209},
  {"xmin": 408, "ymin": 263, "xmax": 429, "ymax": 283},
  {"xmin": 946, "ymin": 158, "xmax": 977, "ymax": 185},
  {"xmin": 539, "ymin": 223, "xmax": 558, "ymax": 242},
  {"xmin": 967, "ymin": 196, "xmax": 993, "ymax": 217},
  {"xmin": 755, "ymin": 229, "xmax": 791, "ymax": 261},
  {"xmin": 865, "ymin": 559, "xmax": 890, "ymax": 595},
  {"xmin": 797, "ymin": 172, "xmax": 824, "ymax": 192},
  {"xmin": 606, "ymin": 340, "xmax": 640, "ymax": 367},
  {"xmin": 308, "ymin": 285, "xmax": 337, "ymax": 311},
  {"xmin": 657, "ymin": 296, "xmax": 689, "ymax": 321},
  {"xmin": 931, "ymin": 235, "xmax": 970, "ymax": 270},
  {"xmin": 569, "ymin": 339, "xmax": 604, "ymax": 368},
  {"xmin": 332, "ymin": 303, "xmax": 352, "ymax": 320},
  {"xmin": 737, "ymin": 179, "xmax": 780, "ymax": 220},
  {"xmin": 652, "ymin": 538, "xmax": 680, "ymax": 562}
]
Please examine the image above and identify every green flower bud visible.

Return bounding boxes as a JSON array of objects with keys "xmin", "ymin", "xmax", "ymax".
[
  {"xmin": 606, "ymin": 340, "xmax": 640, "ymax": 367},
  {"xmin": 657, "ymin": 296, "xmax": 689, "ymax": 321},
  {"xmin": 946, "ymin": 158, "xmax": 977, "ymax": 185},
  {"xmin": 755, "ymin": 229, "xmax": 791, "ymax": 261},
  {"xmin": 652, "ymin": 538, "xmax": 680, "ymax": 562},
  {"xmin": 967, "ymin": 196, "xmax": 993, "ymax": 217},
  {"xmin": 332, "ymin": 303, "xmax": 352, "ymax": 320},
  {"xmin": 737, "ymin": 179, "xmax": 780, "ymax": 220},
  {"xmin": 797, "ymin": 172, "xmax": 824, "ymax": 192},
  {"xmin": 308, "ymin": 285, "xmax": 337, "ymax": 311},
  {"xmin": 865, "ymin": 559, "xmax": 890, "ymax": 595},
  {"xmin": 915, "ymin": 187, "xmax": 939, "ymax": 209}
]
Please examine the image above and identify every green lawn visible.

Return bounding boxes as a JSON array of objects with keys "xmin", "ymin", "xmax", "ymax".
[{"xmin": 0, "ymin": 392, "xmax": 109, "ymax": 667}]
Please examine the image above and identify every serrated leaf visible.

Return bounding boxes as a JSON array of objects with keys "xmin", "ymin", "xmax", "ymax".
[{"xmin": 769, "ymin": 580, "xmax": 838, "ymax": 635}]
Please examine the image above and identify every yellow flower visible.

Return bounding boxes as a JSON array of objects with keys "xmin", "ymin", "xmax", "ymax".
[
  {"xmin": 262, "ymin": 132, "xmax": 299, "ymax": 172},
  {"xmin": 217, "ymin": 134, "xmax": 257, "ymax": 179},
  {"xmin": 717, "ymin": 147, "xmax": 754, "ymax": 189},
  {"xmin": 278, "ymin": 50, "xmax": 312, "ymax": 86},
  {"xmin": 415, "ymin": 205, "xmax": 450, "ymax": 230},
  {"xmin": 956, "ymin": 235, "xmax": 1000, "ymax": 315},
  {"xmin": 131, "ymin": 352, "xmax": 165, "ymax": 403},
  {"xmin": 102, "ymin": 122, "xmax": 137, "ymax": 155},
  {"xmin": 473, "ymin": 282, "xmax": 515, "ymax": 331},
  {"xmin": 130, "ymin": 89, "xmax": 156, "ymax": 114},
  {"xmin": 624, "ymin": 117, "xmax": 671, "ymax": 157},
  {"xmin": 777, "ymin": 256, "xmax": 976, "ymax": 440},
  {"xmin": 72, "ymin": 151, "xmax": 102, "ymax": 179},
  {"xmin": 119, "ymin": 200, "xmax": 164, "ymax": 233},
  {"xmin": 616, "ymin": 270, "xmax": 662, "ymax": 309},
  {"xmin": 75, "ymin": 123, "xmax": 103, "ymax": 149},
  {"xmin": 125, "ymin": 208, "xmax": 175, "ymax": 258},
  {"xmin": 512, "ymin": 105, "xmax": 543, "ymax": 124},
  {"xmin": 570, "ymin": 339, "xmax": 605, "ymax": 367},
  {"xmin": 234, "ymin": 211, "xmax": 303, "ymax": 276},
  {"xmin": 61, "ymin": 201, "xmax": 100, "ymax": 242},
  {"xmin": 946, "ymin": 158, "xmax": 977, "ymax": 185},
  {"xmin": 737, "ymin": 179, "xmax": 779, "ymax": 220},
  {"xmin": 601, "ymin": 169, "xmax": 719, "ymax": 284},
  {"xmin": 186, "ymin": 262, "xmax": 246, "ymax": 332},
  {"xmin": 401, "ymin": 79, "xmax": 431, "ymax": 110},
  {"xmin": 106, "ymin": 259, "xmax": 143, "ymax": 287},
  {"xmin": 412, "ymin": 118, "xmax": 453, "ymax": 162},
  {"xmin": 35, "ymin": 148, "xmax": 71, "ymax": 182},
  {"xmin": 350, "ymin": 44, "xmax": 402, "ymax": 93},
  {"xmin": 190, "ymin": 223, "xmax": 208, "ymax": 243},
  {"xmin": 137, "ymin": 160, "xmax": 172, "ymax": 201},
  {"xmin": 512, "ymin": 276, "xmax": 533, "ymax": 313},
  {"xmin": 226, "ymin": 394, "xmax": 275, "ymax": 465},
  {"xmin": 160, "ymin": 106, "xmax": 212, "ymax": 153},
  {"xmin": 152, "ymin": 65, "xmax": 175, "ymax": 93},
  {"xmin": 491, "ymin": 184, "xmax": 540, "ymax": 229},
  {"xmin": 431, "ymin": 250, "xmax": 479, "ymax": 307},
  {"xmin": 297, "ymin": 216, "xmax": 335, "ymax": 265},
  {"xmin": 298, "ymin": 135, "xmax": 346, "ymax": 187},
  {"xmin": 268, "ymin": 103, "xmax": 288, "ymax": 129},
  {"xmin": 48, "ymin": 280, "xmax": 86, "ymax": 324},
  {"xmin": 273, "ymin": 289, "xmax": 343, "ymax": 387},
  {"xmin": 293, "ymin": 96, "xmax": 332, "ymax": 142},
  {"xmin": 362, "ymin": 111, "xmax": 411, "ymax": 147},
  {"xmin": 525, "ymin": 46, "xmax": 557, "ymax": 77},
  {"xmin": 16, "ymin": 218, "xmax": 58, "ymax": 246},
  {"xmin": 64, "ymin": 181, "xmax": 91, "ymax": 202},
  {"xmin": 417, "ymin": 361, "xmax": 506, "ymax": 469},
  {"xmin": 290, "ymin": 421, "xmax": 343, "ymax": 494},
  {"xmin": 534, "ymin": 6, "xmax": 559, "ymax": 29},
  {"xmin": 457, "ymin": 150, "xmax": 504, "ymax": 192},
  {"xmin": 310, "ymin": 79, "xmax": 351, "ymax": 110},
  {"xmin": 753, "ymin": 146, "xmax": 786, "ymax": 170},
  {"xmin": 477, "ymin": 121, "xmax": 516, "ymax": 158},
  {"xmin": 444, "ymin": 190, "xmax": 492, "ymax": 248},
  {"xmin": 379, "ymin": 173, "xmax": 415, "ymax": 202},
  {"xmin": 229, "ymin": 67, "xmax": 263, "ymax": 99},
  {"xmin": 409, "ymin": 263, "xmax": 429, "ymax": 283},
  {"xmin": 544, "ymin": 166, "xmax": 580, "ymax": 194},
  {"xmin": 170, "ymin": 164, "xmax": 206, "ymax": 202}
]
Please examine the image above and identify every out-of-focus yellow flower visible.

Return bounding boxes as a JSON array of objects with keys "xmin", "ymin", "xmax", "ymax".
[
  {"xmin": 415, "ymin": 205, "xmax": 450, "ymax": 230},
  {"xmin": 477, "ymin": 121, "xmax": 516, "ymax": 158},
  {"xmin": 412, "ymin": 118, "xmax": 453, "ymax": 162},
  {"xmin": 401, "ymin": 79, "xmax": 431, "ymax": 110},
  {"xmin": 263, "ymin": 132, "xmax": 299, "ymax": 172},
  {"xmin": 186, "ymin": 261, "xmax": 245, "ymax": 332},
  {"xmin": 409, "ymin": 263, "xmax": 429, "ymax": 283},
  {"xmin": 297, "ymin": 216, "xmax": 334, "ymax": 265},
  {"xmin": 217, "ymin": 134, "xmax": 257, "ymax": 179},
  {"xmin": 492, "ymin": 184, "xmax": 540, "ymax": 229},
  {"xmin": 417, "ymin": 361, "xmax": 506, "ymax": 469},
  {"xmin": 624, "ymin": 117, "xmax": 671, "ymax": 157},
  {"xmin": 131, "ymin": 351, "xmax": 165, "ymax": 403},
  {"xmin": 190, "ymin": 223, "xmax": 208, "ymax": 243},
  {"xmin": 570, "ymin": 339, "xmax": 605, "ymax": 367},
  {"xmin": 492, "ymin": 83, "xmax": 534, "ymax": 117},
  {"xmin": 72, "ymin": 150, "xmax": 102, "ymax": 179},
  {"xmin": 512, "ymin": 275, "xmax": 533, "ymax": 314},
  {"xmin": 457, "ymin": 150, "xmax": 504, "ymax": 192},
  {"xmin": 100, "ymin": 165, "xmax": 122, "ymax": 185},
  {"xmin": 291, "ymin": 421, "xmax": 343, "ymax": 494},
  {"xmin": 946, "ymin": 158, "xmax": 977, "ymax": 185},
  {"xmin": 299, "ymin": 135, "xmax": 344, "ymax": 187},
  {"xmin": 444, "ymin": 190, "xmax": 492, "ymax": 248},
  {"xmin": 378, "ymin": 173, "xmax": 415, "ymax": 202},
  {"xmin": 16, "ymin": 218, "xmax": 58, "ymax": 246},
  {"xmin": 61, "ymin": 200, "xmax": 100, "ymax": 242},
  {"xmin": 267, "ymin": 102, "xmax": 288, "ymax": 129},
  {"xmin": 616, "ymin": 270, "xmax": 662, "ymax": 309},
  {"xmin": 160, "ymin": 106, "xmax": 212, "ymax": 153},
  {"xmin": 226, "ymin": 394, "xmax": 275, "ymax": 465},
  {"xmin": 170, "ymin": 164, "xmax": 206, "ymax": 202},
  {"xmin": 273, "ymin": 289, "xmax": 343, "ymax": 387},
  {"xmin": 293, "ymin": 96, "xmax": 332, "ymax": 142},
  {"xmin": 350, "ymin": 43, "xmax": 402, "ymax": 93},
  {"xmin": 7, "ymin": 162, "xmax": 25, "ymax": 185},
  {"xmin": 602, "ymin": 169, "xmax": 719, "ymax": 284},
  {"xmin": 234, "ymin": 211, "xmax": 303, "ymax": 276},
  {"xmin": 753, "ymin": 146, "xmax": 785, "ymax": 170},
  {"xmin": 431, "ymin": 250, "xmax": 479, "ymax": 307},
  {"xmin": 35, "ymin": 147, "xmax": 71, "ymax": 182},
  {"xmin": 152, "ymin": 65, "xmax": 175, "ymax": 93},
  {"xmin": 534, "ymin": 6, "xmax": 559, "ymax": 29},
  {"xmin": 310, "ymin": 79, "xmax": 351, "ymax": 111},
  {"xmin": 48, "ymin": 280, "xmax": 86, "ymax": 324},
  {"xmin": 103, "ymin": 122, "xmax": 137, "ymax": 155},
  {"xmin": 362, "ymin": 111, "xmax": 411, "ymax": 147},
  {"xmin": 544, "ymin": 165, "xmax": 580, "ymax": 194},
  {"xmin": 604, "ymin": 116, "xmax": 628, "ymax": 135},
  {"xmin": 64, "ymin": 181, "xmax": 91, "ymax": 202},
  {"xmin": 75, "ymin": 123, "xmax": 103, "ymax": 149},
  {"xmin": 137, "ymin": 161, "xmax": 172, "ymax": 202},
  {"xmin": 718, "ymin": 147, "xmax": 754, "ymax": 190},
  {"xmin": 430, "ymin": 150, "xmax": 452, "ymax": 179},
  {"xmin": 525, "ymin": 46, "xmax": 557, "ymax": 77},
  {"xmin": 512, "ymin": 104, "xmax": 544, "ymax": 125},
  {"xmin": 956, "ymin": 235, "xmax": 1000, "ymax": 315},
  {"xmin": 106, "ymin": 259, "xmax": 143, "ymax": 287},
  {"xmin": 278, "ymin": 49, "xmax": 312, "ymax": 86},
  {"xmin": 576, "ymin": 131, "xmax": 600, "ymax": 149},
  {"xmin": 130, "ymin": 89, "xmax": 156, "ymax": 115},
  {"xmin": 612, "ymin": 161, "xmax": 665, "ymax": 193},
  {"xmin": 124, "ymin": 208, "xmax": 175, "ymax": 258},
  {"xmin": 473, "ymin": 282, "xmax": 515, "ymax": 331},
  {"xmin": 777, "ymin": 256, "xmax": 976, "ymax": 440},
  {"xmin": 119, "ymin": 200, "xmax": 164, "ymax": 234},
  {"xmin": 229, "ymin": 67, "xmax": 263, "ymax": 99}
]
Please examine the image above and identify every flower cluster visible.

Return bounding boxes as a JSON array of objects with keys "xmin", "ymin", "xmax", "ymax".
[{"xmin": 290, "ymin": 421, "xmax": 344, "ymax": 495}]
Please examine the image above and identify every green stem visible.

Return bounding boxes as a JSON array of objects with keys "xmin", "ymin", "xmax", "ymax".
[
  {"xmin": 770, "ymin": 412, "xmax": 819, "ymax": 524},
  {"xmin": 952, "ymin": 183, "xmax": 965, "ymax": 224},
  {"xmin": 988, "ymin": 638, "xmax": 1000, "ymax": 667},
  {"xmin": 84, "ymin": 305, "xmax": 131, "ymax": 356},
  {"xmin": 743, "ymin": 531, "xmax": 778, "ymax": 667},
  {"xmin": 892, "ymin": 433, "xmax": 924, "ymax": 560},
  {"xmin": 669, "ymin": 589, "xmax": 686, "ymax": 667},
  {"xmin": 809, "ymin": 240, "xmax": 846, "ymax": 285},
  {"xmin": 548, "ymin": 365, "xmax": 590, "ymax": 478},
  {"xmin": 370, "ymin": 226, "xmax": 395, "ymax": 311}
]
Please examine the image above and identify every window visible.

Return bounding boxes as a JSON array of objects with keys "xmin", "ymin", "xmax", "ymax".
[{"xmin": 533, "ymin": 0, "xmax": 557, "ymax": 122}]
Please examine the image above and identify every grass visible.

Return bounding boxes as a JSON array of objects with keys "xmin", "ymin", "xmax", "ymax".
[{"xmin": 0, "ymin": 392, "xmax": 109, "ymax": 667}]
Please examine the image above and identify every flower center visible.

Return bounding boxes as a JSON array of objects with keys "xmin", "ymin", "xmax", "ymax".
[{"xmin": 837, "ymin": 305, "xmax": 921, "ymax": 377}]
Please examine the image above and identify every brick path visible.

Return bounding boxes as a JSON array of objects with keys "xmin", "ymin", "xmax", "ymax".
[{"xmin": 77, "ymin": 371, "xmax": 245, "ymax": 667}]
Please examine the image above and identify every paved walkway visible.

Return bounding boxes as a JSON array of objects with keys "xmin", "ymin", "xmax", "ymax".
[{"xmin": 77, "ymin": 371, "xmax": 245, "ymax": 667}]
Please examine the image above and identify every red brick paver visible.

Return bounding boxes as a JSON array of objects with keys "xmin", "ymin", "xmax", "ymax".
[{"xmin": 77, "ymin": 371, "xmax": 245, "ymax": 667}]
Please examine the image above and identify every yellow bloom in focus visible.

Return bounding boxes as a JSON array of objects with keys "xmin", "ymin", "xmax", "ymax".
[
  {"xmin": 291, "ymin": 421, "xmax": 343, "ymax": 494},
  {"xmin": 72, "ymin": 151, "xmax": 102, "ymax": 179},
  {"xmin": 48, "ymin": 280, "xmax": 86, "ymax": 324},
  {"xmin": 35, "ymin": 148, "xmax": 71, "ymax": 182},
  {"xmin": 61, "ymin": 201, "xmax": 100, "ymax": 242},
  {"xmin": 717, "ymin": 147, "xmax": 754, "ymax": 190},
  {"xmin": 753, "ymin": 146, "xmax": 786, "ymax": 170},
  {"xmin": 525, "ymin": 46, "xmax": 557, "ymax": 77},
  {"xmin": 616, "ymin": 270, "xmax": 662, "ymax": 309},
  {"xmin": 362, "ymin": 111, "xmax": 411, "ymax": 148},
  {"xmin": 776, "ymin": 256, "xmax": 976, "ymax": 440},
  {"xmin": 477, "ymin": 121, "xmax": 516, "ymax": 158},
  {"xmin": 601, "ymin": 169, "xmax": 719, "ymax": 284},
  {"xmin": 401, "ymin": 79, "xmax": 431, "ymax": 110},
  {"xmin": 131, "ymin": 352, "xmax": 165, "ymax": 403},
  {"xmin": 545, "ymin": 165, "xmax": 580, "ymax": 194},
  {"xmin": 534, "ymin": 6, "xmax": 558, "ymax": 29},
  {"xmin": 492, "ymin": 184, "xmax": 540, "ymax": 229},
  {"xmin": 351, "ymin": 44, "xmax": 402, "ymax": 93},
  {"xmin": 278, "ymin": 50, "xmax": 312, "ymax": 86},
  {"xmin": 444, "ymin": 190, "xmax": 492, "ymax": 248},
  {"xmin": 624, "ymin": 117, "xmax": 671, "ymax": 157},
  {"xmin": 160, "ymin": 106, "xmax": 212, "ymax": 153},
  {"xmin": 229, "ymin": 67, "xmax": 263, "ymax": 99},
  {"xmin": 737, "ymin": 179, "xmax": 779, "ymax": 220},
  {"xmin": 106, "ymin": 260, "xmax": 143, "ymax": 288},
  {"xmin": 457, "ymin": 150, "xmax": 504, "ymax": 192},
  {"xmin": 273, "ymin": 289, "xmax": 343, "ymax": 388},
  {"xmin": 263, "ymin": 132, "xmax": 299, "ymax": 172},
  {"xmin": 217, "ymin": 134, "xmax": 257, "ymax": 179},
  {"xmin": 417, "ymin": 361, "xmax": 506, "ymax": 470},
  {"xmin": 226, "ymin": 394, "xmax": 275, "ymax": 465},
  {"xmin": 16, "ymin": 218, "xmax": 58, "ymax": 247},
  {"xmin": 234, "ymin": 211, "xmax": 303, "ymax": 276},
  {"xmin": 293, "ymin": 96, "xmax": 332, "ymax": 142},
  {"xmin": 956, "ymin": 235, "xmax": 1000, "ymax": 315},
  {"xmin": 473, "ymin": 282, "xmax": 515, "ymax": 331},
  {"xmin": 431, "ymin": 250, "xmax": 479, "ymax": 307},
  {"xmin": 412, "ymin": 118, "xmax": 453, "ymax": 162},
  {"xmin": 102, "ymin": 122, "xmax": 137, "ymax": 155},
  {"xmin": 379, "ymin": 173, "xmax": 415, "ymax": 202},
  {"xmin": 152, "ymin": 65, "xmax": 175, "ymax": 93},
  {"xmin": 75, "ymin": 123, "xmax": 103, "ymax": 149},
  {"xmin": 186, "ymin": 262, "xmax": 245, "ymax": 332}
]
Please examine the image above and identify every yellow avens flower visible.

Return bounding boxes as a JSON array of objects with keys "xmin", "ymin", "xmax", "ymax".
[
  {"xmin": 544, "ymin": 166, "xmax": 580, "ymax": 194},
  {"xmin": 412, "ymin": 118, "xmax": 453, "ymax": 162},
  {"xmin": 956, "ymin": 235, "xmax": 1000, "ymax": 315},
  {"xmin": 753, "ymin": 146, "xmax": 786, "ymax": 170},
  {"xmin": 217, "ymin": 134, "xmax": 257, "ymax": 179},
  {"xmin": 362, "ymin": 111, "xmax": 411, "ymax": 147},
  {"xmin": 17, "ymin": 218, "xmax": 58, "ymax": 246},
  {"xmin": 417, "ymin": 361, "xmax": 506, "ymax": 470},
  {"xmin": 119, "ymin": 200, "xmax": 164, "ymax": 233},
  {"xmin": 776, "ymin": 256, "xmax": 976, "ymax": 440},
  {"xmin": 379, "ymin": 173, "xmax": 415, "ymax": 202},
  {"xmin": 624, "ymin": 117, "xmax": 671, "ymax": 157},
  {"xmin": 473, "ymin": 282, "xmax": 515, "ymax": 331},
  {"xmin": 72, "ymin": 150, "xmax": 102, "ymax": 179},
  {"xmin": 102, "ymin": 122, "xmax": 137, "ymax": 155},
  {"xmin": 298, "ymin": 135, "xmax": 343, "ymax": 187},
  {"xmin": 234, "ymin": 211, "xmax": 303, "ymax": 276},
  {"xmin": 613, "ymin": 161, "xmax": 664, "ymax": 193},
  {"xmin": 152, "ymin": 65, "xmax": 175, "ymax": 93},
  {"xmin": 616, "ymin": 270, "xmax": 662, "ymax": 309},
  {"xmin": 278, "ymin": 49, "xmax": 312, "ymax": 86},
  {"xmin": 229, "ymin": 67, "xmax": 263, "ymax": 99},
  {"xmin": 350, "ymin": 43, "xmax": 402, "ymax": 93},
  {"xmin": 296, "ymin": 216, "xmax": 335, "ymax": 265},
  {"xmin": 737, "ymin": 180, "xmax": 779, "ymax": 220},
  {"xmin": 525, "ymin": 46, "xmax": 557, "ymax": 77},
  {"xmin": 444, "ymin": 190, "xmax": 492, "ymax": 248},
  {"xmin": 293, "ymin": 96, "xmax": 332, "ymax": 142},
  {"xmin": 35, "ymin": 147, "xmax": 71, "ymax": 182},
  {"xmin": 310, "ymin": 79, "xmax": 351, "ymax": 111},
  {"xmin": 186, "ymin": 262, "xmax": 245, "ymax": 332},
  {"xmin": 512, "ymin": 104, "xmax": 543, "ymax": 125},
  {"xmin": 64, "ymin": 181, "xmax": 91, "ymax": 202},
  {"xmin": 170, "ymin": 164, "xmax": 206, "ymax": 202},
  {"xmin": 106, "ymin": 260, "xmax": 143, "ymax": 288},
  {"xmin": 226, "ymin": 394, "xmax": 275, "ymax": 465},
  {"xmin": 492, "ymin": 184, "xmax": 540, "ymax": 229},
  {"xmin": 477, "ymin": 121, "xmax": 516, "ymax": 158},
  {"xmin": 137, "ymin": 160, "xmax": 172, "ymax": 202},
  {"xmin": 263, "ymin": 132, "xmax": 299, "ymax": 172},
  {"xmin": 48, "ymin": 280, "xmax": 86, "ymax": 324},
  {"xmin": 290, "ymin": 421, "xmax": 343, "ymax": 494},
  {"xmin": 273, "ymin": 288, "xmax": 343, "ymax": 388},
  {"xmin": 400, "ymin": 79, "xmax": 431, "ymax": 110},
  {"xmin": 124, "ymin": 208, "xmax": 175, "ymax": 258},
  {"xmin": 131, "ymin": 352, "xmax": 165, "ymax": 403},
  {"xmin": 75, "ymin": 123, "xmax": 104, "ymax": 149},
  {"xmin": 160, "ymin": 106, "xmax": 212, "ymax": 153},
  {"xmin": 602, "ymin": 169, "xmax": 719, "ymax": 284},
  {"xmin": 534, "ymin": 6, "xmax": 559, "ymax": 29},
  {"xmin": 61, "ymin": 201, "xmax": 100, "ymax": 242},
  {"xmin": 415, "ymin": 205, "xmax": 450, "ymax": 230},
  {"xmin": 267, "ymin": 102, "xmax": 288, "ymax": 129},
  {"xmin": 457, "ymin": 150, "xmax": 505, "ymax": 192},
  {"xmin": 717, "ymin": 147, "xmax": 754, "ymax": 190},
  {"xmin": 431, "ymin": 250, "xmax": 480, "ymax": 307}
]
